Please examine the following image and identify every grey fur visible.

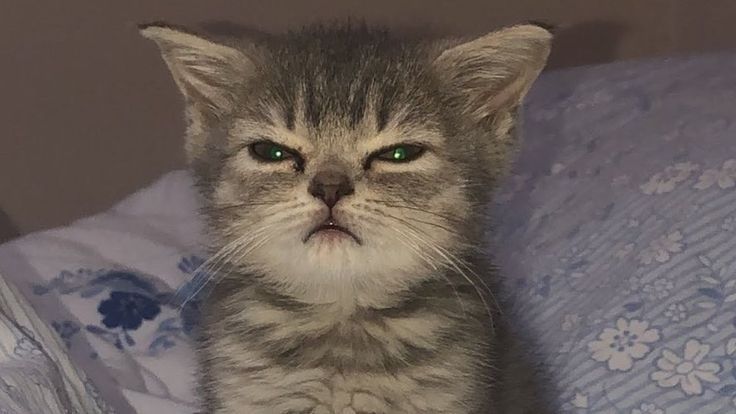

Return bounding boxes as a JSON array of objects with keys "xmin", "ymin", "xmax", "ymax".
[{"xmin": 140, "ymin": 21, "xmax": 553, "ymax": 414}]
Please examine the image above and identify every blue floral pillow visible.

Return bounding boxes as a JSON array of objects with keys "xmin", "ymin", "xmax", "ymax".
[
  {"xmin": 493, "ymin": 52, "xmax": 736, "ymax": 413},
  {"xmin": 0, "ymin": 171, "xmax": 205, "ymax": 413}
]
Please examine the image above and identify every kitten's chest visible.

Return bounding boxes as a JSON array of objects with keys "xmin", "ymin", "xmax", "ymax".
[
  {"xmin": 240, "ymin": 300, "xmax": 452, "ymax": 370},
  {"xmin": 203, "ymin": 294, "xmax": 488, "ymax": 413},
  {"xmin": 209, "ymin": 345, "xmax": 476, "ymax": 414}
]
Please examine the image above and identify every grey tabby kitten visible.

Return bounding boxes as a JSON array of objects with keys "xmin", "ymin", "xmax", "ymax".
[{"xmin": 140, "ymin": 21, "xmax": 552, "ymax": 414}]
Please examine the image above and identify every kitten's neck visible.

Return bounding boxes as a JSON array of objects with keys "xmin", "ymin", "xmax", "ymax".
[
  {"xmin": 211, "ymin": 269, "xmax": 496, "ymax": 322},
  {"xmin": 206, "ymin": 274, "xmax": 495, "ymax": 371}
]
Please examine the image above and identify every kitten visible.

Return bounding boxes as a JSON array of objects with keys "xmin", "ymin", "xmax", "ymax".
[{"xmin": 140, "ymin": 21, "xmax": 552, "ymax": 414}]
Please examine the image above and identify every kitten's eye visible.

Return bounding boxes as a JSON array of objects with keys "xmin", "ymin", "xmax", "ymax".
[
  {"xmin": 249, "ymin": 141, "xmax": 294, "ymax": 162},
  {"xmin": 374, "ymin": 145, "xmax": 425, "ymax": 163}
]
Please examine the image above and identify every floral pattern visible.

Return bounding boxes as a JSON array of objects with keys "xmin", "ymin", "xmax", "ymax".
[
  {"xmin": 640, "ymin": 162, "xmax": 699, "ymax": 195},
  {"xmin": 663, "ymin": 303, "xmax": 688, "ymax": 322},
  {"xmin": 631, "ymin": 403, "xmax": 664, "ymax": 414},
  {"xmin": 638, "ymin": 231, "xmax": 684, "ymax": 265},
  {"xmin": 0, "ymin": 270, "xmax": 112, "ymax": 413},
  {"xmin": 642, "ymin": 278, "xmax": 675, "ymax": 300},
  {"xmin": 589, "ymin": 318, "xmax": 660, "ymax": 371},
  {"xmin": 33, "ymin": 260, "xmax": 203, "ymax": 354},
  {"xmin": 26, "ymin": 255, "xmax": 206, "ymax": 409},
  {"xmin": 0, "ymin": 169, "xmax": 208, "ymax": 412},
  {"xmin": 694, "ymin": 159, "xmax": 736, "ymax": 190},
  {"xmin": 651, "ymin": 339, "xmax": 721, "ymax": 395},
  {"xmin": 98, "ymin": 291, "xmax": 160, "ymax": 330},
  {"xmin": 493, "ymin": 52, "xmax": 736, "ymax": 413}
]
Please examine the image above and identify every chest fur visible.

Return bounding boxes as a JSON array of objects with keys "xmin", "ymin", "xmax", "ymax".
[{"xmin": 199, "ymin": 287, "xmax": 492, "ymax": 413}]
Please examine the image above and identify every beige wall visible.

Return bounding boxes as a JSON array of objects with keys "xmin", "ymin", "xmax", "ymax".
[{"xmin": 2, "ymin": 0, "xmax": 735, "ymax": 239}]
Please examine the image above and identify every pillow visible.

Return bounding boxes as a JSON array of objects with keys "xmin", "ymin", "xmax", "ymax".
[
  {"xmin": 1, "ymin": 52, "xmax": 735, "ymax": 414},
  {"xmin": 0, "ymin": 171, "xmax": 204, "ymax": 414},
  {"xmin": 0, "ymin": 268, "xmax": 113, "ymax": 413},
  {"xmin": 492, "ymin": 51, "xmax": 736, "ymax": 413}
]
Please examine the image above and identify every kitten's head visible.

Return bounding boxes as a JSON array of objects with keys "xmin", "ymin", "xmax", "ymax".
[{"xmin": 141, "ymin": 22, "xmax": 550, "ymax": 304}]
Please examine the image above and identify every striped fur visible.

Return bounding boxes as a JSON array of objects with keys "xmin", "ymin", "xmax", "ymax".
[{"xmin": 141, "ymin": 22, "xmax": 553, "ymax": 413}]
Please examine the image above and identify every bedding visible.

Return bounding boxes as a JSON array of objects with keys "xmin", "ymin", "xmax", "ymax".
[
  {"xmin": 0, "ymin": 269, "xmax": 111, "ymax": 413},
  {"xmin": 0, "ymin": 51, "xmax": 736, "ymax": 413},
  {"xmin": 0, "ymin": 171, "xmax": 203, "ymax": 413},
  {"xmin": 492, "ymin": 51, "xmax": 736, "ymax": 413}
]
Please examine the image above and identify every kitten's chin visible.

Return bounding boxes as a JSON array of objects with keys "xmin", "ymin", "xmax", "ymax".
[
  {"xmin": 306, "ymin": 231, "xmax": 357, "ymax": 247},
  {"xmin": 246, "ymin": 237, "xmax": 429, "ymax": 305}
]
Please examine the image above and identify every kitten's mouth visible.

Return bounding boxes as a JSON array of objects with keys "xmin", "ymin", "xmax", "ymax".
[{"xmin": 304, "ymin": 218, "xmax": 361, "ymax": 244}]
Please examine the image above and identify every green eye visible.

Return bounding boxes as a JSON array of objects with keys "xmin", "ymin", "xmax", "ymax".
[
  {"xmin": 374, "ymin": 145, "xmax": 425, "ymax": 164},
  {"xmin": 268, "ymin": 146, "xmax": 285, "ymax": 160},
  {"xmin": 250, "ymin": 141, "xmax": 294, "ymax": 162},
  {"xmin": 390, "ymin": 147, "xmax": 407, "ymax": 160}
]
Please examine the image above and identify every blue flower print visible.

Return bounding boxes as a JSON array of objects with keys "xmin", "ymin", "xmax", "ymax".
[
  {"xmin": 98, "ymin": 291, "xmax": 161, "ymax": 330},
  {"xmin": 52, "ymin": 320, "xmax": 80, "ymax": 347},
  {"xmin": 36, "ymin": 256, "xmax": 205, "ymax": 356},
  {"xmin": 178, "ymin": 255, "xmax": 205, "ymax": 275}
]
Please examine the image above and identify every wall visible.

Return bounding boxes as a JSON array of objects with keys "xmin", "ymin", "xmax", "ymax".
[{"xmin": 2, "ymin": 0, "xmax": 735, "ymax": 237}]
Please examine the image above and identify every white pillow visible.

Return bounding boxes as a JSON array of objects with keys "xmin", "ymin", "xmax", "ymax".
[{"xmin": 0, "ymin": 171, "xmax": 204, "ymax": 414}]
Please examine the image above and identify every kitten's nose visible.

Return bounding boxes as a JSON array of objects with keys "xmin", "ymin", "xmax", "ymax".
[{"xmin": 308, "ymin": 170, "xmax": 354, "ymax": 209}]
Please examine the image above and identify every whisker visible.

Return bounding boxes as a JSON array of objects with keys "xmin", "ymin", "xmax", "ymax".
[
  {"xmin": 366, "ymin": 198, "xmax": 493, "ymax": 222},
  {"xmin": 175, "ymin": 224, "xmax": 279, "ymax": 308},
  {"xmin": 371, "ymin": 211, "xmax": 500, "ymax": 327},
  {"xmin": 365, "ymin": 199, "xmax": 463, "ymax": 224},
  {"xmin": 400, "ymin": 226, "xmax": 497, "ymax": 326},
  {"xmin": 211, "ymin": 199, "xmax": 297, "ymax": 211},
  {"xmin": 377, "ymin": 211, "xmax": 485, "ymax": 255},
  {"xmin": 180, "ymin": 236, "xmax": 273, "ymax": 308},
  {"xmin": 359, "ymin": 202, "xmax": 499, "ymax": 315},
  {"xmin": 366, "ymin": 198, "xmax": 497, "ymax": 222},
  {"xmin": 171, "ymin": 236, "xmax": 246, "ymax": 301},
  {"xmin": 176, "ymin": 209, "xmax": 313, "ymax": 308},
  {"xmin": 384, "ymin": 227, "xmax": 469, "ymax": 316}
]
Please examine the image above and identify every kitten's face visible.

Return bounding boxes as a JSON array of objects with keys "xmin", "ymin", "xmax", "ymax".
[
  {"xmin": 210, "ymin": 88, "xmax": 467, "ymax": 304},
  {"xmin": 141, "ymin": 24, "xmax": 551, "ymax": 303}
]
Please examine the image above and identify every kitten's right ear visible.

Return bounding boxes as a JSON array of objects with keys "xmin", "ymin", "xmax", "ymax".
[{"xmin": 139, "ymin": 23, "xmax": 255, "ymax": 117}]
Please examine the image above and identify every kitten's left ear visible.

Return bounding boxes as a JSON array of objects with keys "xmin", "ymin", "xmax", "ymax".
[
  {"xmin": 139, "ymin": 23, "xmax": 256, "ymax": 117},
  {"xmin": 433, "ymin": 24, "xmax": 552, "ymax": 121}
]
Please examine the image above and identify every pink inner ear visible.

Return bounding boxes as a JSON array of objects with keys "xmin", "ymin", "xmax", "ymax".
[
  {"xmin": 432, "ymin": 25, "xmax": 552, "ymax": 119},
  {"xmin": 141, "ymin": 24, "xmax": 256, "ymax": 116},
  {"xmin": 468, "ymin": 67, "xmax": 539, "ymax": 119}
]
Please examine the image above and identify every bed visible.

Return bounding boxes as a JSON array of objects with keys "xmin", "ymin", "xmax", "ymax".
[{"xmin": 1, "ymin": 51, "xmax": 735, "ymax": 413}]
